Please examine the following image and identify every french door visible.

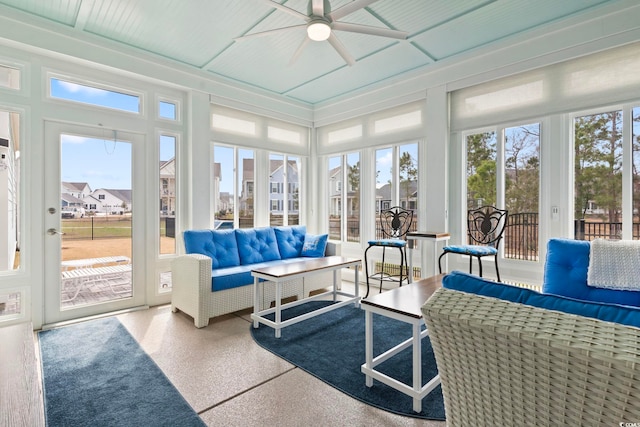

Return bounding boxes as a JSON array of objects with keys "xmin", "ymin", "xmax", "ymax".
[{"xmin": 43, "ymin": 122, "xmax": 145, "ymax": 324}]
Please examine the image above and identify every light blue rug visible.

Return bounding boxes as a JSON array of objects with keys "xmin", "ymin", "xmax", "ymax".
[{"xmin": 38, "ymin": 317, "xmax": 205, "ymax": 427}]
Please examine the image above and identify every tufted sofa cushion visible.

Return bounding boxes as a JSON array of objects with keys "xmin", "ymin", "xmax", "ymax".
[
  {"xmin": 183, "ymin": 229, "xmax": 240, "ymax": 268},
  {"xmin": 235, "ymin": 227, "xmax": 281, "ymax": 265},
  {"xmin": 274, "ymin": 225, "xmax": 306, "ymax": 258},
  {"xmin": 543, "ymin": 238, "xmax": 640, "ymax": 307}
]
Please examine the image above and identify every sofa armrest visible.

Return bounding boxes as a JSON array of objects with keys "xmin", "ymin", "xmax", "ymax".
[
  {"xmin": 171, "ymin": 254, "xmax": 213, "ymax": 328},
  {"xmin": 326, "ymin": 240, "xmax": 341, "ymax": 256}
]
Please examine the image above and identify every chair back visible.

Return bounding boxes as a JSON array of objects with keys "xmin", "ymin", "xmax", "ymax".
[
  {"xmin": 378, "ymin": 206, "xmax": 413, "ymax": 240},
  {"xmin": 467, "ymin": 206, "xmax": 508, "ymax": 248}
]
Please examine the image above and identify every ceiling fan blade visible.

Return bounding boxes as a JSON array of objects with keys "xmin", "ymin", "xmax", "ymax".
[
  {"xmin": 289, "ymin": 37, "xmax": 310, "ymax": 66},
  {"xmin": 329, "ymin": 0, "xmax": 378, "ymax": 21},
  {"xmin": 260, "ymin": 0, "xmax": 309, "ymax": 21},
  {"xmin": 332, "ymin": 22, "xmax": 408, "ymax": 40},
  {"xmin": 328, "ymin": 33, "xmax": 355, "ymax": 66},
  {"xmin": 235, "ymin": 24, "xmax": 306, "ymax": 41},
  {"xmin": 311, "ymin": 0, "xmax": 324, "ymax": 16}
]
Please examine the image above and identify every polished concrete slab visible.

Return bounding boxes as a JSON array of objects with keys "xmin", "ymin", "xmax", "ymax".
[{"xmin": 116, "ymin": 282, "xmax": 446, "ymax": 426}]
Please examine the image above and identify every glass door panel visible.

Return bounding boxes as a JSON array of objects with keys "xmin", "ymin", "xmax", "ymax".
[{"xmin": 44, "ymin": 122, "xmax": 143, "ymax": 324}]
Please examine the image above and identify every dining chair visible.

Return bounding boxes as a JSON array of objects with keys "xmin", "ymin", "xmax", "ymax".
[
  {"xmin": 364, "ymin": 206, "xmax": 413, "ymax": 298},
  {"xmin": 438, "ymin": 206, "xmax": 508, "ymax": 281}
]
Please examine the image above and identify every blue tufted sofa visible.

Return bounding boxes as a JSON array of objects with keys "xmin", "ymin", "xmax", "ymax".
[
  {"xmin": 171, "ymin": 225, "xmax": 340, "ymax": 327},
  {"xmin": 421, "ymin": 237, "xmax": 640, "ymax": 425}
]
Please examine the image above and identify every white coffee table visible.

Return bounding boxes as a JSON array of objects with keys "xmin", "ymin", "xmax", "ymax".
[{"xmin": 251, "ymin": 256, "xmax": 361, "ymax": 338}]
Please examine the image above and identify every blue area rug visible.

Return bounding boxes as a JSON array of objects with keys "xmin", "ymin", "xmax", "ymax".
[
  {"xmin": 250, "ymin": 301, "xmax": 445, "ymax": 420},
  {"xmin": 38, "ymin": 317, "xmax": 205, "ymax": 427}
]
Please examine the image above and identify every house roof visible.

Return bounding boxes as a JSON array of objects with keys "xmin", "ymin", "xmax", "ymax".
[
  {"xmin": 62, "ymin": 182, "xmax": 90, "ymax": 193},
  {"xmin": 98, "ymin": 189, "xmax": 133, "ymax": 204}
]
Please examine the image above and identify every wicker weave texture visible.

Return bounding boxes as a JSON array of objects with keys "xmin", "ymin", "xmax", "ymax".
[
  {"xmin": 422, "ymin": 288, "xmax": 640, "ymax": 427},
  {"xmin": 171, "ymin": 251, "xmax": 337, "ymax": 328}
]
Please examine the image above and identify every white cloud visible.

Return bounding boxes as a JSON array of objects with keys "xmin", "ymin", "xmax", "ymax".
[{"xmin": 58, "ymin": 81, "xmax": 108, "ymax": 97}]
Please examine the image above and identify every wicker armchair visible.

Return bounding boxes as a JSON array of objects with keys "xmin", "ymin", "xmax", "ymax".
[{"xmin": 422, "ymin": 286, "xmax": 640, "ymax": 426}]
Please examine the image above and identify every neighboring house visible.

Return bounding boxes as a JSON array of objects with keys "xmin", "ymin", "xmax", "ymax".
[
  {"xmin": 61, "ymin": 182, "xmax": 91, "ymax": 200},
  {"xmin": 160, "ymin": 158, "xmax": 176, "ymax": 216},
  {"xmin": 268, "ymin": 159, "xmax": 299, "ymax": 215},
  {"xmin": 239, "ymin": 158, "xmax": 254, "ymax": 215},
  {"xmin": 218, "ymin": 192, "xmax": 231, "ymax": 213},
  {"xmin": 61, "ymin": 193, "xmax": 84, "ymax": 209},
  {"xmin": 328, "ymin": 165, "xmax": 342, "ymax": 217},
  {"xmin": 84, "ymin": 189, "xmax": 132, "ymax": 214},
  {"xmin": 375, "ymin": 182, "xmax": 417, "ymax": 212},
  {"xmin": 213, "ymin": 162, "xmax": 234, "ymax": 214},
  {"xmin": 328, "ymin": 165, "xmax": 360, "ymax": 217}
]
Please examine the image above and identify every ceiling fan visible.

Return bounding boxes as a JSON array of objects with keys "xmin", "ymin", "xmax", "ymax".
[{"xmin": 235, "ymin": 0, "xmax": 409, "ymax": 66}]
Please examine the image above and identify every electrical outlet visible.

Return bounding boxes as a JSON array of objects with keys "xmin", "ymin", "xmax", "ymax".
[{"xmin": 552, "ymin": 206, "xmax": 559, "ymax": 221}]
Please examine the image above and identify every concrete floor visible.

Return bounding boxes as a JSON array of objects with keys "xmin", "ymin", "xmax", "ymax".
[{"xmin": 115, "ymin": 281, "xmax": 446, "ymax": 427}]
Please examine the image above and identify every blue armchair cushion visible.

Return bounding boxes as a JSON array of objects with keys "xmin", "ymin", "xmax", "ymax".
[
  {"xmin": 443, "ymin": 270, "xmax": 640, "ymax": 329},
  {"xmin": 235, "ymin": 227, "xmax": 281, "ymax": 264},
  {"xmin": 367, "ymin": 238, "xmax": 407, "ymax": 248},
  {"xmin": 274, "ymin": 225, "xmax": 307, "ymax": 259},
  {"xmin": 183, "ymin": 229, "xmax": 240, "ymax": 268},
  {"xmin": 543, "ymin": 238, "xmax": 640, "ymax": 307},
  {"xmin": 302, "ymin": 233, "xmax": 328, "ymax": 257},
  {"xmin": 443, "ymin": 244, "xmax": 497, "ymax": 256}
]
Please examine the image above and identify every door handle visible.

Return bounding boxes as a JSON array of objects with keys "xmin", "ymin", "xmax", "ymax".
[{"xmin": 47, "ymin": 228, "xmax": 65, "ymax": 236}]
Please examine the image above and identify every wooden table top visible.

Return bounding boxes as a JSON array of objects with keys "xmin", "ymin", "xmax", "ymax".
[
  {"xmin": 361, "ymin": 274, "xmax": 444, "ymax": 319},
  {"xmin": 251, "ymin": 255, "xmax": 361, "ymax": 280},
  {"xmin": 406, "ymin": 231, "xmax": 450, "ymax": 239}
]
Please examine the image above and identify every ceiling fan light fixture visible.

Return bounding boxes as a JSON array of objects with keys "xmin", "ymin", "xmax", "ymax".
[{"xmin": 307, "ymin": 20, "xmax": 330, "ymax": 41}]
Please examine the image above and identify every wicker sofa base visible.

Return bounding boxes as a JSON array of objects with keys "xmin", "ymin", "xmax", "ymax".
[
  {"xmin": 171, "ymin": 243, "xmax": 339, "ymax": 328},
  {"xmin": 422, "ymin": 287, "xmax": 640, "ymax": 427}
]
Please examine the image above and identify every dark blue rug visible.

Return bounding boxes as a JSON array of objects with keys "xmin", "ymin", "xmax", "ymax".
[
  {"xmin": 250, "ymin": 301, "xmax": 445, "ymax": 420},
  {"xmin": 38, "ymin": 317, "xmax": 205, "ymax": 427}
]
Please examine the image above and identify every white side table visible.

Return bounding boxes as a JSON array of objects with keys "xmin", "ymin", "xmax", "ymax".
[{"xmin": 406, "ymin": 231, "xmax": 450, "ymax": 281}]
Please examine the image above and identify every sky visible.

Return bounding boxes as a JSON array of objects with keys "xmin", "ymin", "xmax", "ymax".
[{"xmin": 52, "ymin": 78, "xmax": 175, "ymax": 191}]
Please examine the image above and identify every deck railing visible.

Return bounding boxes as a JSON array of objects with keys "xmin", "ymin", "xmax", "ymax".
[{"xmin": 331, "ymin": 214, "xmax": 640, "ymax": 265}]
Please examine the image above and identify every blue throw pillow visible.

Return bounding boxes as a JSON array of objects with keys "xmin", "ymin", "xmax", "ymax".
[
  {"xmin": 274, "ymin": 226, "xmax": 306, "ymax": 259},
  {"xmin": 301, "ymin": 234, "xmax": 328, "ymax": 257}
]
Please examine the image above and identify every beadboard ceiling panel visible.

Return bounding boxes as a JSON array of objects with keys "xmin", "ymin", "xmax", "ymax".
[{"xmin": 0, "ymin": 0, "xmax": 620, "ymax": 105}]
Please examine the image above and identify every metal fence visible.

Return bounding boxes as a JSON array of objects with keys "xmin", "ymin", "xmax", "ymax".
[{"xmin": 504, "ymin": 212, "xmax": 539, "ymax": 261}]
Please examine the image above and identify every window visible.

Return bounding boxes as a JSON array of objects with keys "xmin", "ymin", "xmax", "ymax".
[
  {"xmin": 466, "ymin": 123, "xmax": 540, "ymax": 261},
  {"xmin": 574, "ymin": 109, "xmax": 622, "ymax": 240},
  {"xmin": 159, "ymin": 134, "xmax": 177, "ymax": 256},
  {"xmin": 98, "ymin": 194, "xmax": 105, "ymax": 200},
  {"xmin": 159, "ymin": 100, "xmax": 177, "ymax": 120},
  {"xmin": 0, "ymin": 64, "xmax": 20, "ymax": 90},
  {"xmin": 504, "ymin": 124, "xmax": 540, "ymax": 260},
  {"xmin": 49, "ymin": 77, "xmax": 140, "ymax": 113},
  {"xmin": 375, "ymin": 143, "xmax": 418, "ymax": 213},
  {"xmin": 328, "ymin": 152, "xmax": 360, "ymax": 242},
  {"xmin": 269, "ymin": 153, "xmax": 300, "ymax": 226},
  {"xmin": 213, "ymin": 145, "xmax": 255, "ymax": 229}
]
